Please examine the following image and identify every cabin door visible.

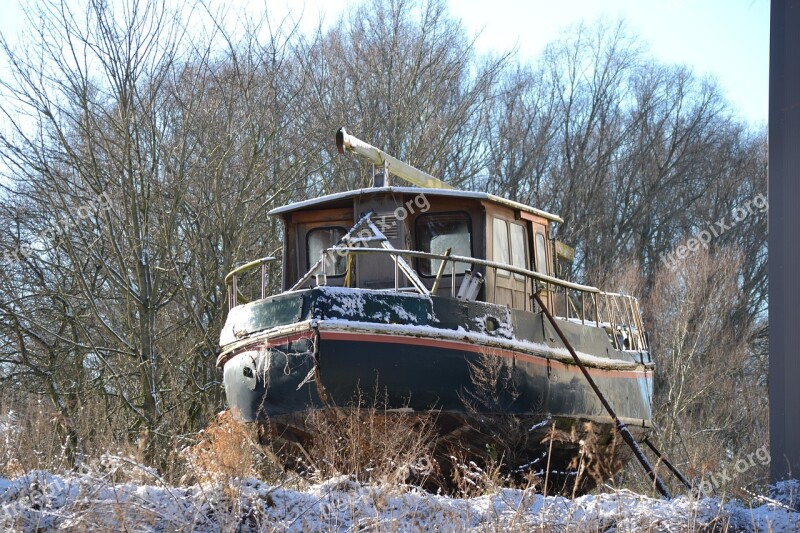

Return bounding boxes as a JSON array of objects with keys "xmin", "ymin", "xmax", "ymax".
[
  {"xmin": 491, "ymin": 217, "xmax": 530, "ymax": 310},
  {"xmin": 530, "ymin": 221, "xmax": 551, "ymax": 311}
]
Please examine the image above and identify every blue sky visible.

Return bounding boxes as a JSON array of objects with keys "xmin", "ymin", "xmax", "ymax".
[
  {"xmin": 315, "ymin": 0, "xmax": 769, "ymax": 126},
  {"xmin": 0, "ymin": 0, "xmax": 769, "ymax": 125},
  {"xmin": 446, "ymin": 0, "xmax": 769, "ymax": 126}
]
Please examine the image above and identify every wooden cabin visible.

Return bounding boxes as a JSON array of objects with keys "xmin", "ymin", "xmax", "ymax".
[{"xmin": 269, "ymin": 187, "xmax": 564, "ymax": 312}]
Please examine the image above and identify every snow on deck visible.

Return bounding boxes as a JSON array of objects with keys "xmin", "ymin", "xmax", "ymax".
[
  {"xmin": 1, "ymin": 469, "xmax": 797, "ymax": 531},
  {"xmin": 318, "ymin": 318, "xmax": 645, "ymax": 371}
]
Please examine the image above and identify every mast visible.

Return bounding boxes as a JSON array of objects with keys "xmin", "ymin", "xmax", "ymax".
[{"xmin": 335, "ymin": 127, "xmax": 455, "ymax": 190}]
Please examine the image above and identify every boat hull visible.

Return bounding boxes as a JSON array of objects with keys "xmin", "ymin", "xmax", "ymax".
[
  {"xmin": 224, "ymin": 326, "xmax": 651, "ymax": 417},
  {"xmin": 220, "ymin": 316, "xmax": 652, "ymax": 493}
]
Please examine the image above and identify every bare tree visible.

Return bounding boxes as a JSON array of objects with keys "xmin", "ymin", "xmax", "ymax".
[
  {"xmin": 645, "ymin": 247, "xmax": 767, "ymax": 493},
  {"xmin": 0, "ymin": 1, "xmax": 769, "ymax": 489},
  {"xmin": 297, "ymin": 0, "xmax": 508, "ymax": 192}
]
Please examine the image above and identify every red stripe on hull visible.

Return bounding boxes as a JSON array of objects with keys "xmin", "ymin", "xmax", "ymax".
[
  {"xmin": 318, "ymin": 329, "xmax": 646, "ymax": 379},
  {"xmin": 225, "ymin": 330, "xmax": 316, "ymax": 360}
]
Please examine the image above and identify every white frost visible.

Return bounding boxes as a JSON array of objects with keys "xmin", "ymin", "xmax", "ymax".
[
  {"xmin": 319, "ymin": 319, "xmax": 643, "ymax": 370},
  {"xmin": 0, "ymin": 471, "xmax": 797, "ymax": 531}
]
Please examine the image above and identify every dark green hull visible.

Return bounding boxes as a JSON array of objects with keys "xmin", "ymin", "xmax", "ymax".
[{"xmin": 218, "ymin": 287, "xmax": 653, "ymax": 492}]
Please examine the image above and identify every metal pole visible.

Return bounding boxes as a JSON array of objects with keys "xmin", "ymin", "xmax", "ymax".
[
  {"xmin": 643, "ymin": 437, "xmax": 693, "ymax": 492},
  {"xmin": 532, "ymin": 291, "xmax": 672, "ymax": 500},
  {"xmin": 431, "ymin": 248, "xmax": 452, "ymax": 294}
]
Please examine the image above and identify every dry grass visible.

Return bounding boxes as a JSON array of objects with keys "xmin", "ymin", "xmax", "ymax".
[
  {"xmin": 0, "ymin": 397, "xmax": 790, "ymax": 531},
  {"xmin": 0, "ymin": 387, "xmax": 784, "ymax": 531},
  {"xmin": 179, "ymin": 411, "xmax": 281, "ymax": 485},
  {"xmin": 0, "ymin": 393, "xmax": 140, "ymax": 477},
  {"xmin": 274, "ymin": 392, "xmax": 440, "ymax": 491}
]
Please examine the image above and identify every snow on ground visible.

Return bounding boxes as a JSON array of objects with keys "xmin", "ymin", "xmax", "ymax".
[{"xmin": 0, "ymin": 464, "xmax": 798, "ymax": 532}]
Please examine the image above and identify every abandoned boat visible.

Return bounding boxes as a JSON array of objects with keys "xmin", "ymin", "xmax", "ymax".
[{"xmin": 217, "ymin": 128, "xmax": 654, "ymax": 493}]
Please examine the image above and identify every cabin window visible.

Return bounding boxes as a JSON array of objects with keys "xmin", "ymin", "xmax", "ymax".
[
  {"xmin": 510, "ymin": 222, "xmax": 527, "ymax": 280},
  {"xmin": 416, "ymin": 212, "xmax": 472, "ymax": 276},
  {"xmin": 307, "ymin": 226, "xmax": 347, "ymax": 276},
  {"xmin": 493, "ymin": 217, "xmax": 528, "ymax": 278},
  {"xmin": 534, "ymin": 232, "xmax": 548, "ymax": 275},
  {"xmin": 492, "ymin": 218, "xmax": 510, "ymax": 277}
]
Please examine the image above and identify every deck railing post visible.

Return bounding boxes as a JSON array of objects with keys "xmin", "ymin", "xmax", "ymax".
[
  {"xmin": 627, "ymin": 296, "xmax": 641, "ymax": 351},
  {"xmin": 492, "ymin": 266, "xmax": 497, "ymax": 304},
  {"xmin": 231, "ymin": 275, "xmax": 237, "ymax": 310},
  {"xmin": 261, "ymin": 263, "xmax": 267, "ymax": 300},
  {"xmin": 581, "ymin": 292, "xmax": 585, "ymax": 325},
  {"xmin": 317, "ymin": 250, "xmax": 327, "ymax": 286},
  {"xmin": 451, "ymin": 261, "xmax": 456, "ymax": 298},
  {"xmin": 593, "ymin": 293, "xmax": 599, "ymax": 326},
  {"xmin": 394, "ymin": 256, "xmax": 399, "ymax": 291},
  {"xmin": 634, "ymin": 298, "xmax": 647, "ymax": 349}
]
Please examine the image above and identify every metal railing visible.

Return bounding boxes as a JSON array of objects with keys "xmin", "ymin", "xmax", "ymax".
[
  {"xmin": 224, "ymin": 257, "xmax": 276, "ymax": 310},
  {"xmin": 296, "ymin": 245, "xmax": 648, "ymax": 352},
  {"xmin": 223, "ymin": 244, "xmax": 648, "ymax": 352}
]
